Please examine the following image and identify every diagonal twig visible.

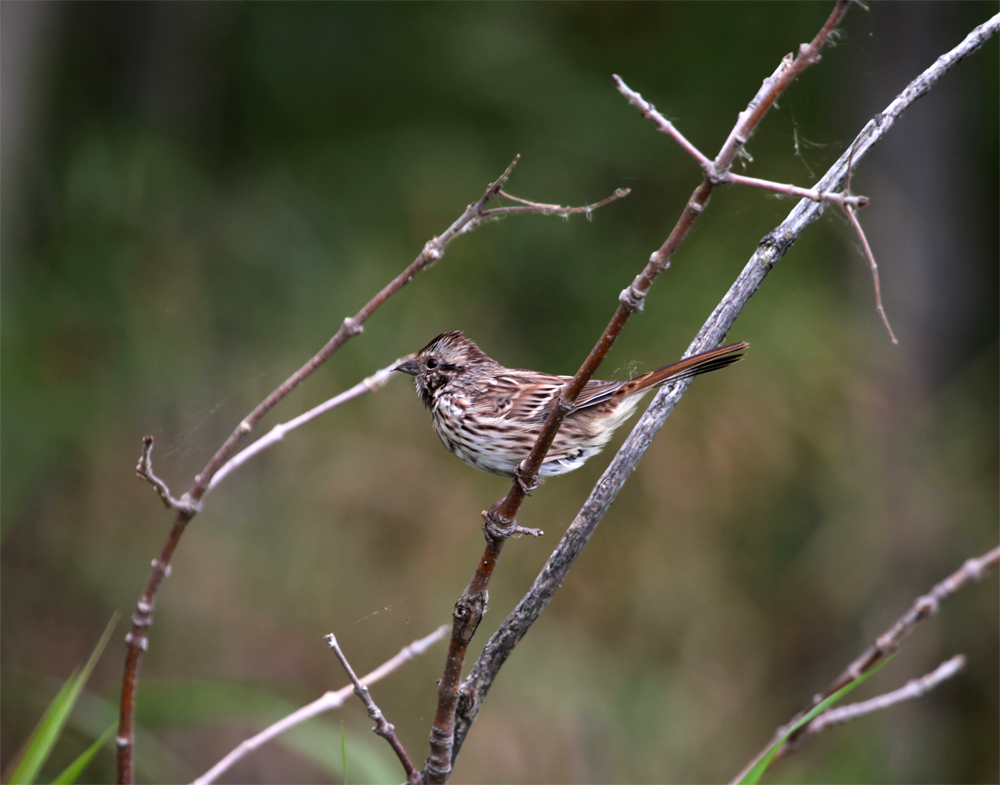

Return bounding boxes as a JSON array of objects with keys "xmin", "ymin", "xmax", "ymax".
[
  {"xmin": 207, "ymin": 357, "xmax": 410, "ymax": 492},
  {"xmin": 612, "ymin": 76, "xmax": 711, "ymax": 166},
  {"xmin": 795, "ymin": 654, "xmax": 965, "ymax": 739},
  {"xmin": 326, "ymin": 633, "xmax": 421, "ymax": 785},
  {"xmin": 194, "ymin": 624, "xmax": 448, "ymax": 785},
  {"xmin": 731, "ymin": 546, "xmax": 998, "ymax": 782},
  {"xmin": 843, "ymin": 202, "xmax": 898, "ymax": 344}
]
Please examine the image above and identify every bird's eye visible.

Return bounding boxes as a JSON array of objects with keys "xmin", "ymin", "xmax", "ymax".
[{"xmin": 426, "ymin": 358, "xmax": 439, "ymax": 369}]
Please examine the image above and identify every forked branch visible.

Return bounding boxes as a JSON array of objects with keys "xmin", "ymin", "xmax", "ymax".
[
  {"xmin": 451, "ymin": 11, "xmax": 1000, "ymax": 765},
  {"xmin": 118, "ymin": 157, "xmax": 627, "ymax": 783},
  {"xmin": 194, "ymin": 624, "xmax": 448, "ymax": 785},
  {"xmin": 731, "ymin": 547, "xmax": 999, "ymax": 782},
  {"xmin": 326, "ymin": 633, "xmax": 421, "ymax": 785},
  {"xmin": 793, "ymin": 655, "xmax": 965, "ymax": 742},
  {"xmin": 424, "ymin": 3, "xmax": 856, "ymax": 782}
]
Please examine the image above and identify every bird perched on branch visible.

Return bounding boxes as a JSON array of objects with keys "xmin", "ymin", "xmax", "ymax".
[{"xmin": 396, "ymin": 331, "xmax": 746, "ymax": 478}]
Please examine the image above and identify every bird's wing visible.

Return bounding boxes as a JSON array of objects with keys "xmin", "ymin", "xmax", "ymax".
[
  {"xmin": 569, "ymin": 378, "xmax": 626, "ymax": 412},
  {"xmin": 484, "ymin": 373, "xmax": 623, "ymax": 423}
]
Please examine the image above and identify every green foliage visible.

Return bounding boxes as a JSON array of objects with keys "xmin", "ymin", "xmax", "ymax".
[
  {"xmin": 49, "ymin": 723, "xmax": 116, "ymax": 785},
  {"xmin": 6, "ymin": 615, "xmax": 118, "ymax": 785},
  {"xmin": 738, "ymin": 657, "xmax": 895, "ymax": 785}
]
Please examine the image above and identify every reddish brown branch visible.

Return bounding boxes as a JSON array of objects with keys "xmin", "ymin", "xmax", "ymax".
[
  {"xmin": 422, "ymin": 4, "xmax": 852, "ymax": 782},
  {"xmin": 730, "ymin": 546, "xmax": 1000, "ymax": 783},
  {"xmin": 117, "ymin": 156, "xmax": 625, "ymax": 783}
]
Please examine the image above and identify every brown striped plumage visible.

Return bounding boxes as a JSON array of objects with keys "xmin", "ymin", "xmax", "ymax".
[{"xmin": 396, "ymin": 331, "xmax": 747, "ymax": 478}]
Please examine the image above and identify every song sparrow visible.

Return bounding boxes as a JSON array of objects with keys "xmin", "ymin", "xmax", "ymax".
[{"xmin": 396, "ymin": 331, "xmax": 746, "ymax": 478}]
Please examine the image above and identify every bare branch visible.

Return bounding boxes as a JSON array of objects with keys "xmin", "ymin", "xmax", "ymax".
[
  {"xmin": 843, "ymin": 203, "xmax": 899, "ymax": 344},
  {"xmin": 792, "ymin": 655, "xmax": 965, "ymax": 741},
  {"xmin": 451, "ymin": 12, "xmax": 1000, "ymax": 766},
  {"xmin": 481, "ymin": 187, "xmax": 631, "ymax": 218},
  {"xmin": 119, "ymin": 154, "xmax": 617, "ymax": 782},
  {"xmin": 326, "ymin": 633, "xmax": 421, "ymax": 785},
  {"xmin": 612, "ymin": 75, "xmax": 711, "ymax": 166},
  {"xmin": 731, "ymin": 547, "xmax": 999, "ymax": 782},
  {"xmin": 207, "ymin": 357, "xmax": 409, "ymax": 493},
  {"xmin": 194, "ymin": 625, "xmax": 448, "ymax": 785},
  {"xmin": 135, "ymin": 436, "xmax": 197, "ymax": 514},
  {"xmin": 614, "ymin": 71, "xmax": 871, "ymax": 209},
  {"xmin": 818, "ymin": 547, "xmax": 998, "ymax": 702},
  {"xmin": 724, "ymin": 172, "xmax": 868, "ymax": 207}
]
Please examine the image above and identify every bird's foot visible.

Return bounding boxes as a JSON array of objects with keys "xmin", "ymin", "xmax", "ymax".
[{"xmin": 513, "ymin": 462, "xmax": 540, "ymax": 495}]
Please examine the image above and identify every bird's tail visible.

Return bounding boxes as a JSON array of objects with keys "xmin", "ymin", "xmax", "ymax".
[{"xmin": 616, "ymin": 341, "xmax": 748, "ymax": 398}]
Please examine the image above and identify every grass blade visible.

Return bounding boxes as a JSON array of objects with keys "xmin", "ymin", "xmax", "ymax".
[
  {"xmin": 49, "ymin": 722, "xmax": 117, "ymax": 785},
  {"xmin": 738, "ymin": 656, "xmax": 895, "ymax": 785},
  {"xmin": 5, "ymin": 613, "xmax": 119, "ymax": 785}
]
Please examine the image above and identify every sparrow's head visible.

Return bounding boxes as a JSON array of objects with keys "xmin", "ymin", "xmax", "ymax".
[{"xmin": 395, "ymin": 331, "xmax": 494, "ymax": 406}]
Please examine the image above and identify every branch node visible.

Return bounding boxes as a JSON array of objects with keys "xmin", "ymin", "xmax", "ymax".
[
  {"xmin": 422, "ymin": 241, "xmax": 444, "ymax": 264},
  {"xmin": 151, "ymin": 558, "xmax": 172, "ymax": 578},
  {"xmin": 915, "ymin": 594, "xmax": 938, "ymax": 617},
  {"xmin": 454, "ymin": 591, "xmax": 488, "ymax": 644},
  {"xmin": 325, "ymin": 632, "xmax": 421, "ymax": 783},
  {"xmin": 482, "ymin": 507, "xmax": 515, "ymax": 541},
  {"xmin": 343, "ymin": 316, "xmax": 364, "ymax": 336},
  {"xmin": 619, "ymin": 284, "xmax": 647, "ymax": 313}
]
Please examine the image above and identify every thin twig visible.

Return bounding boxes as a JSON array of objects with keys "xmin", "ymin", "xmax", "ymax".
[
  {"xmin": 612, "ymin": 75, "xmax": 711, "ymax": 165},
  {"xmin": 843, "ymin": 203, "xmax": 898, "ymax": 344},
  {"xmin": 119, "ymin": 156, "xmax": 625, "ymax": 783},
  {"xmin": 326, "ymin": 633, "xmax": 421, "ymax": 785},
  {"xmin": 792, "ymin": 655, "xmax": 965, "ymax": 741},
  {"xmin": 452, "ymin": 11, "xmax": 1000, "ymax": 766},
  {"xmin": 613, "ymin": 76, "xmax": 870, "ymax": 209},
  {"xmin": 193, "ymin": 625, "xmax": 448, "ymax": 785},
  {"xmin": 135, "ymin": 436, "xmax": 196, "ymax": 514},
  {"xmin": 207, "ymin": 357, "xmax": 409, "ymax": 493},
  {"xmin": 724, "ymin": 172, "xmax": 868, "ymax": 206},
  {"xmin": 423, "ymin": 4, "xmax": 855, "ymax": 782},
  {"xmin": 481, "ymin": 188, "xmax": 631, "ymax": 218},
  {"xmin": 731, "ymin": 547, "xmax": 999, "ymax": 782}
]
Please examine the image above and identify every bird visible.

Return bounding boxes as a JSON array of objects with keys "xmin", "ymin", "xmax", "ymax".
[{"xmin": 395, "ymin": 331, "xmax": 746, "ymax": 479}]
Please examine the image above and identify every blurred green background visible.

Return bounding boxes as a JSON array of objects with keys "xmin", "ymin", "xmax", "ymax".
[{"xmin": 2, "ymin": 2, "xmax": 997, "ymax": 783}]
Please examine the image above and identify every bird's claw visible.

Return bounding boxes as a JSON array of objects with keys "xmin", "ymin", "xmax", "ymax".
[{"xmin": 513, "ymin": 463, "xmax": 540, "ymax": 495}]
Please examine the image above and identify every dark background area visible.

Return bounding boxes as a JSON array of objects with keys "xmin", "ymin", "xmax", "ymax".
[{"xmin": 2, "ymin": 3, "xmax": 997, "ymax": 783}]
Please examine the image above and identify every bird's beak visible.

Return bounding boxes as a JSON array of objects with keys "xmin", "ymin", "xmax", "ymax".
[{"xmin": 395, "ymin": 358, "xmax": 420, "ymax": 376}]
